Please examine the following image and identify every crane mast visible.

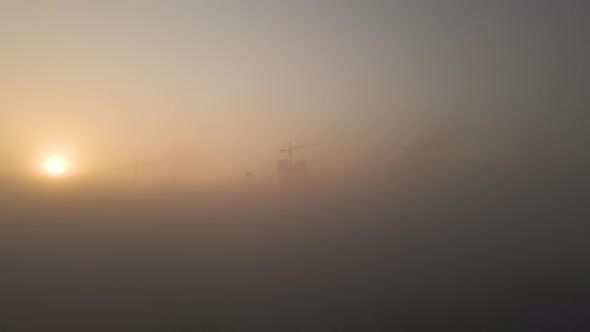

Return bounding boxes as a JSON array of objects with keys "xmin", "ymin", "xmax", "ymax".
[{"xmin": 278, "ymin": 141, "xmax": 319, "ymax": 184}]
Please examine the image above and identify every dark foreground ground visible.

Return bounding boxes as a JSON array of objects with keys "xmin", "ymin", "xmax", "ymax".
[{"xmin": 1, "ymin": 151, "xmax": 589, "ymax": 331}]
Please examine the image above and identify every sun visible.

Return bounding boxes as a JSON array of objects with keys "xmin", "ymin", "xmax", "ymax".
[{"xmin": 44, "ymin": 155, "xmax": 69, "ymax": 176}]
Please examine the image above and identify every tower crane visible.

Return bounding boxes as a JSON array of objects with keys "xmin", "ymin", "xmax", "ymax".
[
  {"xmin": 278, "ymin": 141, "xmax": 319, "ymax": 184},
  {"xmin": 280, "ymin": 141, "xmax": 320, "ymax": 163},
  {"xmin": 117, "ymin": 157, "xmax": 150, "ymax": 178}
]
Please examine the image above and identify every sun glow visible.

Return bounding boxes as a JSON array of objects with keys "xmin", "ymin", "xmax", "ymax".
[{"xmin": 43, "ymin": 155, "xmax": 69, "ymax": 176}]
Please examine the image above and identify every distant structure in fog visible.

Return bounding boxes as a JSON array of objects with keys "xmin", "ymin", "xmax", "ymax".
[
  {"xmin": 278, "ymin": 141, "xmax": 319, "ymax": 184},
  {"xmin": 386, "ymin": 144, "xmax": 411, "ymax": 173},
  {"xmin": 117, "ymin": 157, "xmax": 150, "ymax": 178}
]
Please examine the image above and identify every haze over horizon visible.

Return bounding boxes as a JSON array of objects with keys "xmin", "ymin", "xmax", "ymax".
[{"xmin": 1, "ymin": 0, "xmax": 587, "ymax": 185}]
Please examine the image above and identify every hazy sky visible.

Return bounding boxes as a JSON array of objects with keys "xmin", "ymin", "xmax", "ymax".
[{"xmin": 1, "ymin": 0, "xmax": 587, "ymax": 182}]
